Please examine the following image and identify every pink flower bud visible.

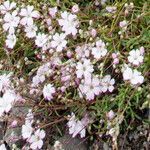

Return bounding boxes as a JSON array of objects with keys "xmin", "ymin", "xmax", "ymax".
[
  {"xmin": 11, "ymin": 120, "xmax": 18, "ymax": 128},
  {"xmin": 107, "ymin": 110, "xmax": 115, "ymax": 120},
  {"xmin": 140, "ymin": 46, "xmax": 145, "ymax": 55},
  {"xmin": 113, "ymin": 58, "xmax": 119, "ymax": 64},
  {"xmin": 72, "ymin": 4, "xmax": 79, "ymax": 13},
  {"xmin": 119, "ymin": 20, "xmax": 127, "ymax": 28},
  {"xmin": 61, "ymin": 86, "xmax": 66, "ymax": 92},
  {"xmin": 49, "ymin": 7, "xmax": 57, "ymax": 18},
  {"xmin": 90, "ymin": 28, "xmax": 97, "ymax": 38},
  {"xmin": 46, "ymin": 18, "xmax": 51, "ymax": 26},
  {"xmin": 67, "ymin": 51, "xmax": 72, "ymax": 58},
  {"xmin": 112, "ymin": 53, "xmax": 117, "ymax": 59}
]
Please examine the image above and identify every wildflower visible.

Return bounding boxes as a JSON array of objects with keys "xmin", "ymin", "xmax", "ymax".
[
  {"xmin": 22, "ymin": 121, "xmax": 33, "ymax": 139},
  {"xmin": 101, "ymin": 75, "xmax": 115, "ymax": 93},
  {"xmin": 90, "ymin": 28, "xmax": 97, "ymax": 38},
  {"xmin": 75, "ymin": 44, "xmax": 92, "ymax": 59},
  {"xmin": 32, "ymin": 63, "xmax": 52, "ymax": 87},
  {"xmin": 79, "ymin": 76, "xmax": 100, "ymax": 100},
  {"xmin": 128, "ymin": 49, "xmax": 144, "ymax": 66},
  {"xmin": 48, "ymin": 7, "xmax": 57, "ymax": 18},
  {"xmin": 0, "ymin": 0, "xmax": 16, "ymax": 14},
  {"xmin": 0, "ymin": 73, "xmax": 11, "ymax": 92},
  {"xmin": 35, "ymin": 33, "xmax": 48, "ymax": 48},
  {"xmin": 0, "ymin": 90, "xmax": 16, "ymax": 116},
  {"xmin": 29, "ymin": 129, "xmax": 45, "ymax": 150},
  {"xmin": 58, "ymin": 11, "xmax": 79, "ymax": 36},
  {"xmin": 76, "ymin": 59, "xmax": 94, "ymax": 79},
  {"xmin": 3, "ymin": 10, "xmax": 20, "ymax": 34},
  {"xmin": 24, "ymin": 24, "xmax": 38, "ymax": 38},
  {"xmin": 123, "ymin": 66, "xmax": 144, "ymax": 85},
  {"xmin": 92, "ymin": 39, "xmax": 107, "ymax": 59},
  {"xmin": 0, "ymin": 144, "xmax": 6, "ymax": 150},
  {"xmin": 51, "ymin": 33, "xmax": 67, "ymax": 52},
  {"xmin": 20, "ymin": 5, "xmax": 40, "ymax": 26},
  {"xmin": 67, "ymin": 113, "xmax": 86, "ymax": 138},
  {"xmin": 43, "ymin": 84, "xmax": 56, "ymax": 101},
  {"xmin": 5, "ymin": 34, "xmax": 16, "ymax": 49}
]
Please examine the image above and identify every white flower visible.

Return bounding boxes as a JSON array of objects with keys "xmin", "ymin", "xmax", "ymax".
[
  {"xmin": 22, "ymin": 109, "xmax": 34, "ymax": 139},
  {"xmin": 130, "ymin": 70, "xmax": 144, "ymax": 85},
  {"xmin": 58, "ymin": 11, "xmax": 79, "ymax": 36},
  {"xmin": 6, "ymin": 34, "xmax": 16, "ymax": 49},
  {"xmin": 43, "ymin": 84, "xmax": 56, "ymax": 101},
  {"xmin": 24, "ymin": 24, "xmax": 37, "ymax": 38},
  {"xmin": 122, "ymin": 66, "xmax": 133, "ymax": 81},
  {"xmin": 79, "ymin": 76, "xmax": 101, "ymax": 100},
  {"xmin": 0, "ymin": 144, "xmax": 7, "ymax": 150},
  {"xmin": 0, "ymin": 73, "xmax": 11, "ymax": 92},
  {"xmin": 123, "ymin": 66, "xmax": 144, "ymax": 85},
  {"xmin": 101, "ymin": 75, "xmax": 115, "ymax": 93},
  {"xmin": 67, "ymin": 113, "xmax": 86, "ymax": 138},
  {"xmin": 22, "ymin": 121, "xmax": 33, "ymax": 139},
  {"xmin": 3, "ymin": 10, "xmax": 20, "ymax": 34},
  {"xmin": 20, "ymin": 5, "xmax": 40, "ymax": 26},
  {"xmin": 76, "ymin": 59, "xmax": 94, "ymax": 79},
  {"xmin": 92, "ymin": 40, "xmax": 107, "ymax": 59},
  {"xmin": 0, "ymin": 0, "xmax": 16, "ymax": 14},
  {"xmin": 75, "ymin": 44, "xmax": 92, "ymax": 59},
  {"xmin": 29, "ymin": 129, "xmax": 45, "ymax": 150},
  {"xmin": 128, "ymin": 49, "xmax": 144, "ymax": 66},
  {"xmin": 48, "ymin": 7, "xmax": 57, "ymax": 18},
  {"xmin": 67, "ymin": 113, "xmax": 90, "ymax": 138},
  {"xmin": 73, "ymin": 120, "xmax": 86, "ymax": 138},
  {"xmin": 51, "ymin": 33, "xmax": 67, "ymax": 52},
  {"xmin": 31, "ymin": 63, "xmax": 52, "ymax": 87},
  {"xmin": 0, "ymin": 90, "xmax": 16, "ymax": 116},
  {"xmin": 35, "ymin": 33, "xmax": 48, "ymax": 48}
]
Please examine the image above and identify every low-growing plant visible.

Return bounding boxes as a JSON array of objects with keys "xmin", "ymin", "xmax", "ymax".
[{"xmin": 0, "ymin": 0, "xmax": 149, "ymax": 149}]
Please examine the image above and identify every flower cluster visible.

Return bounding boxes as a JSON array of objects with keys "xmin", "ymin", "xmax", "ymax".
[
  {"xmin": 0, "ymin": 0, "xmax": 148, "ymax": 148},
  {"xmin": 22, "ymin": 110, "xmax": 45, "ymax": 150},
  {"xmin": 122, "ymin": 46, "xmax": 145, "ymax": 86},
  {"xmin": 123, "ymin": 65, "xmax": 144, "ymax": 86},
  {"xmin": 0, "ymin": 73, "xmax": 18, "ymax": 117}
]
